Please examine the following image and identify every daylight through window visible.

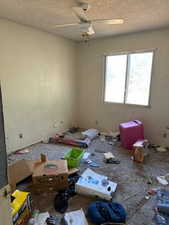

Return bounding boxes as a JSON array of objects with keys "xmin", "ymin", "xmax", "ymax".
[{"xmin": 104, "ymin": 51, "xmax": 154, "ymax": 106}]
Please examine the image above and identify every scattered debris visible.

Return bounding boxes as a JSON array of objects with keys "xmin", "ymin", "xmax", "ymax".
[
  {"xmin": 89, "ymin": 161, "xmax": 100, "ymax": 167},
  {"xmin": 156, "ymin": 189, "xmax": 169, "ymax": 214},
  {"xmin": 46, "ymin": 215, "xmax": 61, "ymax": 225},
  {"xmin": 145, "ymin": 195, "xmax": 151, "ymax": 200},
  {"xmin": 104, "ymin": 152, "xmax": 115, "ymax": 159},
  {"xmin": 104, "ymin": 152, "xmax": 120, "ymax": 164},
  {"xmin": 37, "ymin": 212, "xmax": 50, "ymax": 225},
  {"xmin": 82, "ymin": 128, "xmax": 99, "ymax": 140},
  {"xmin": 64, "ymin": 209, "xmax": 89, "ymax": 225},
  {"xmin": 75, "ymin": 168, "xmax": 117, "ymax": 200},
  {"xmin": 15, "ymin": 148, "xmax": 31, "ymax": 154},
  {"xmin": 100, "ymin": 135, "xmax": 106, "ymax": 142},
  {"xmin": 133, "ymin": 139, "xmax": 149, "ymax": 163},
  {"xmin": 68, "ymin": 127, "xmax": 80, "ymax": 134},
  {"xmin": 82, "ymin": 152, "xmax": 90, "ymax": 160},
  {"xmin": 147, "ymin": 176, "xmax": 153, "ymax": 185},
  {"xmin": 54, "ymin": 190, "xmax": 69, "ymax": 213},
  {"xmin": 156, "ymin": 146, "xmax": 167, "ymax": 152},
  {"xmin": 123, "ymin": 191, "xmax": 141, "ymax": 202},
  {"xmin": 41, "ymin": 153, "xmax": 47, "ymax": 162},
  {"xmin": 85, "ymin": 159, "xmax": 100, "ymax": 167},
  {"xmin": 95, "ymin": 148, "xmax": 107, "ymax": 153},
  {"xmin": 148, "ymin": 188, "xmax": 158, "ymax": 195},
  {"xmin": 153, "ymin": 190, "xmax": 169, "ymax": 224},
  {"xmin": 54, "ymin": 172, "xmax": 80, "ymax": 213},
  {"xmin": 156, "ymin": 176, "xmax": 169, "ymax": 186},
  {"xmin": 49, "ymin": 134, "xmax": 90, "ymax": 148}
]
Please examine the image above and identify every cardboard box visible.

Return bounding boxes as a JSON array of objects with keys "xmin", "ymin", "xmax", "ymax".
[
  {"xmin": 11, "ymin": 190, "xmax": 32, "ymax": 225},
  {"xmin": 32, "ymin": 160, "xmax": 68, "ymax": 192},
  {"xmin": 8, "ymin": 160, "xmax": 34, "ymax": 192},
  {"xmin": 75, "ymin": 168, "xmax": 117, "ymax": 200}
]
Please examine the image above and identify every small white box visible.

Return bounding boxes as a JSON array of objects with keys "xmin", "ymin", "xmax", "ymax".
[
  {"xmin": 64, "ymin": 209, "xmax": 89, "ymax": 225},
  {"xmin": 75, "ymin": 168, "xmax": 117, "ymax": 200}
]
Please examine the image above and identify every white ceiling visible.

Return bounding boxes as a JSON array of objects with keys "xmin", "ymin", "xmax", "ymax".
[{"xmin": 0, "ymin": 0, "xmax": 169, "ymax": 41}]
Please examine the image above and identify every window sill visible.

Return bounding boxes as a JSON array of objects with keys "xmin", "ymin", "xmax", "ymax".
[{"xmin": 103, "ymin": 101, "xmax": 151, "ymax": 108}]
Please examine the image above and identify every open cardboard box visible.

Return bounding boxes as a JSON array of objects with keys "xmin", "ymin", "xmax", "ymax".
[
  {"xmin": 8, "ymin": 159, "xmax": 78, "ymax": 192},
  {"xmin": 8, "ymin": 159, "xmax": 34, "ymax": 192}
]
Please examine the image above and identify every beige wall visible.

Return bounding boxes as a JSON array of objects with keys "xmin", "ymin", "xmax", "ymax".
[
  {"xmin": 77, "ymin": 28, "xmax": 169, "ymax": 146},
  {"xmin": 0, "ymin": 19, "xmax": 77, "ymax": 154}
]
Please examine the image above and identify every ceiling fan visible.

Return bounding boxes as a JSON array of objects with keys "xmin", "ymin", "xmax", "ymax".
[{"xmin": 54, "ymin": 1, "xmax": 124, "ymax": 41}]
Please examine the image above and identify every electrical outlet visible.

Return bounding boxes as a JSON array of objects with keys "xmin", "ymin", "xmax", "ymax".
[
  {"xmin": 163, "ymin": 132, "xmax": 167, "ymax": 138},
  {"xmin": 19, "ymin": 133, "xmax": 23, "ymax": 139},
  {"xmin": 95, "ymin": 120, "xmax": 99, "ymax": 125}
]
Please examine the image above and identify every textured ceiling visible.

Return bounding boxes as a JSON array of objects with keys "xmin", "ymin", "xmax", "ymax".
[{"xmin": 0, "ymin": 0, "xmax": 169, "ymax": 41}]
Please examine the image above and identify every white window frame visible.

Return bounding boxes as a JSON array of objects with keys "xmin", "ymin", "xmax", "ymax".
[{"xmin": 103, "ymin": 49, "xmax": 155, "ymax": 107}]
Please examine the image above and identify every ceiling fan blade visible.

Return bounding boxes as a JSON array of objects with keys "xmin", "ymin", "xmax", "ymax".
[
  {"xmin": 72, "ymin": 6, "xmax": 89, "ymax": 22},
  {"xmin": 87, "ymin": 25, "xmax": 95, "ymax": 35},
  {"xmin": 54, "ymin": 23, "xmax": 79, "ymax": 28},
  {"xmin": 92, "ymin": 19, "xmax": 124, "ymax": 25}
]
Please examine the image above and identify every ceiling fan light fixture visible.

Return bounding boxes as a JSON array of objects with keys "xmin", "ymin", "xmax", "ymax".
[{"xmin": 87, "ymin": 25, "xmax": 95, "ymax": 35}]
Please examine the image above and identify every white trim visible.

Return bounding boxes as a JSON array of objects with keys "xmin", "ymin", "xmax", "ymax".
[
  {"xmin": 103, "ymin": 48, "xmax": 157, "ymax": 57},
  {"xmin": 103, "ymin": 50, "xmax": 155, "ymax": 107}
]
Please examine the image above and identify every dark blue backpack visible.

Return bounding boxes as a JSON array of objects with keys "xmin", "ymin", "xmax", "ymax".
[{"xmin": 87, "ymin": 201, "xmax": 126, "ymax": 225}]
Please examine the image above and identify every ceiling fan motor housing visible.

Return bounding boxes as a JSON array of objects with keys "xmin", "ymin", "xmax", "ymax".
[{"xmin": 79, "ymin": 2, "xmax": 91, "ymax": 12}]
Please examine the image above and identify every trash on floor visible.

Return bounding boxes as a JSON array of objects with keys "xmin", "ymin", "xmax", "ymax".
[
  {"xmin": 64, "ymin": 209, "xmax": 89, "ymax": 225},
  {"xmin": 54, "ymin": 171, "xmax": 80, "ymax": 213},
  {"xmin": 54, "ymin": 189, "xmax": 69, "ymax": 213},
  {"xmin": 82, "ymin": 152, "xmax": 91, "ymax": 160},
  {"xmin": 156, "ymin": 189, "xmax": 169, "ymax": 215},
  {"xmin": 104, "ymin": 152, "xmax": 120, "ymax": 164},
  {"xmin": 87, "ymin": 201, "xmax": 126, "ymax": 225},
  {"xmin": 82, "ymin": 128, "xmax": 99, "ymax": 140},
  {"xmin": 133, "ymin": 139, "xmax": 149, "ymax": 163},
  {"xmin": 87, "ymin": 160, "xmax": 100, "ymax": 167},
  {"xmin": 11, "ymin": 190, "xmax": 32, "ymax": 225},
  {"xmin": 156, "ymin": 146, "xmax": 167, "ymax": 152},
  {"xmin": 95, "ymin": 148, "xmax": 107, "ymax": 153},
  {"xmin": 49, "ymin": 133, "xmax": 91, "ymax": 148},
  {"xmin": 32, "ymin": 159, "xmax": 69, "ymax": 193},
  {"xmin": 64, "ymin": 148, "xmax": 85, "ymax": 168},
  {"xmin": 100, "ymin": 135, "xmax": 106, "ymax": 142},
  {"xmin": 148, "ymin": 188, "xmax": 158, "ymax": 195},
  {"xmin": 156, "ymin": 175, "xmax": 169, "ymax": 185},
  {"xmin": 28, "ymin": 211, "xmax": 50, "ymax": 225},
  {"xmin": 153, "ymin": 190, "xmax": 169, "ymax": 225},
  {"xmin": 15, "ymin": 148, "xmax": 31, "ymax": 154},
  {"xmin": 75, "ymin": 168, "xmax": 117, "ymax": 200},
  {"xmin": 68, "ymin": 126, "xmax": 80, "ymax": 134},
  {"xmin": 46, "ymin": 215, "xmax": 62, "ymax": 225}
]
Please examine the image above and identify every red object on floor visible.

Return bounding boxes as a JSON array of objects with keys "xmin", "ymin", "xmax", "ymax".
[{"xmin": 119, "ymin": 120, "xmax": 144, "ymax": 150}]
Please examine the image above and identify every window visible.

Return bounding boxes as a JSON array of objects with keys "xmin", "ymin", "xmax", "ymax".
[{"xmin": 104, "ymin": 51, "xmax": 154, "ymax": 106}]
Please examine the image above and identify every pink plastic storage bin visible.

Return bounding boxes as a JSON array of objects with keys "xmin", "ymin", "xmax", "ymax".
[{"xmin": 119, "ymin": 120, "xmax": 144, "ymax": 150}]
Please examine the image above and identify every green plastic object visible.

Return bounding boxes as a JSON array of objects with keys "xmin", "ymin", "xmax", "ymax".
[{"xmin": 64, "ymin": 148, "xmax": 85, "ymax": 168}]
